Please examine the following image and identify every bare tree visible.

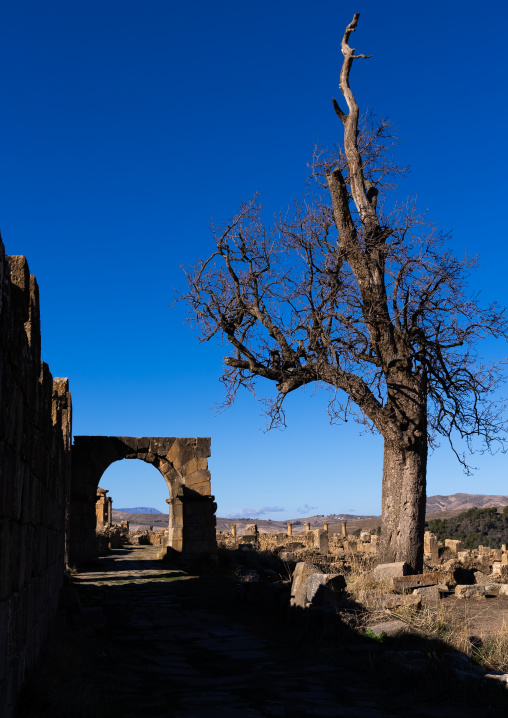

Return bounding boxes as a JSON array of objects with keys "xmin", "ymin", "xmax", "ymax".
[{"xmin": 181, "ymin": 14, "xmax": 508, "ymax": 572}]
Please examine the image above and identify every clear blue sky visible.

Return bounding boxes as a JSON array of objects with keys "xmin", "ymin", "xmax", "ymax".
[{"xmin": 2, "ymin": 1, "xmax": 508, "ymax": 517}]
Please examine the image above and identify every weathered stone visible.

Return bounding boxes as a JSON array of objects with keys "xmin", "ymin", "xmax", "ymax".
[
  {"xmin": 484, "ymin": 673, "xmax": 508, "ymax": 686},
  {"xmin": 424, "ymin": 531, "xmax": 439, "ymax": 561},
  {"xmin": 498, "ymin": 584, "xmax": 508, "ymax": 597},
  {"xmin": 290, "ymin": 562, "xmax": 322, "ymax": 608},
  {"xmin": 455, "ymin": 584, "xmax": 486, "ymax": 599},
  {"xmin": 392, "ymin": 573, "xmax": 437, "ymax": 592},
  {"xmin": 1, "ymin": 242, "xmax": 72, "ymax": 718},
  {"xmin": 373, "ymin": 562, "xmax": 409, "ymax": 583},
  {"xmin": 71, "ymin": 437, "xmax": 216, "ymax": 564},
  {"xmin": 492, "ymin": 563, "xmax": 508, "ymax": 578},
  {"xmin": 306, "ymin": 573, "xmax": 346, "ymax": 607},
  {"xmin": 313, "ymin": 528, "xmax": 329, "ymax": 553},
  {"xmin": 445, "ymin": 539, "xmax": 463, "ymax": 554},
  {"xmin": 367, "ymin": 619, "xmax": 410, "ymax": 637},
  {"xmin": 413, "ymin": 585, "xmax": 441, "ymax": 602}
]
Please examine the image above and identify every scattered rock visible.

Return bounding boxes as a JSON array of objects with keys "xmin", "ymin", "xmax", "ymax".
[
  {"xmin": 484, "ymin": 673, "xmax": 508, "ymax": 686},
  {"xmin": 455, "ymin": 584, "xmax": 486, "ymax": 599},
  {"xmin": 306, "ymin": 573, "xmax": 346, "ymax": 607},
  {"xmin": 492, "ymin": 563, "xmax": 508, "ymax": 579},
  {"xmin": 392, "ymin": 572, "xmax": 437, "ymax": 592},
  {"xmin": 373, "ymin": 562, "xmax": 409, "ymax": 582},
  {"xmin": 474, "ymin": 570, "xmax": 490, "ymax": 584},
  {"xmin": 366, "ymin": 619, "xmax": 410, "ymax": 637},
  {"xmin": 290, "ymin": 562, "xmax": 323, "ymax": 608},
  {"xmin": 413, "ymin": 585, "xmax": 440, "ymax": 602}
]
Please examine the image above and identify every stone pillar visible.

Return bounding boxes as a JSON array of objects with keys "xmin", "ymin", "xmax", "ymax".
[
  {"xmin": 314, "ymin": 528, "xmax": 329, "ymax": 554},
  {"xmin": 287, "ymin": 522, "xmax": 293, "ymax": 537},
  {"xmin": 341, "ymin": 520, "xmax": 347, "ymax": 538},
  {"xmin": 107, "ymin": 496, "xmax": 112, "ymax": 524},
  {"xmin": 424, "ymin": 531, "xmax": 439, "ymax": 562},
  {"xmin": 231, "ymin": 523, "xmax": 237, "ymax": 538},
  {"xmin": 167, "ymin": 494, "xmax": 217, "ymax": 558},
  {"xmin": 323, "ymin": 522, "xmax": 329, "ymax": 532},
  {"xmin": 244, "ymin": 524, "xmax": 259, "ymax": 544},
  {"xmin": 305, "ymin": 522, "xmax": 311, "ymax": 532},
  {"xmin": 96, "ymin": 488, "xmax": 110, "ymax": 524}
]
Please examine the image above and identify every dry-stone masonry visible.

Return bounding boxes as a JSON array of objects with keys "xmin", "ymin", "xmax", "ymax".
[
  {"xmin": 0, "ymin": 238, "xmax": 72, "ymax": 718},
  {"xmin": 71, "ymin": 436, "xmax": 217, "ymax": 563}
]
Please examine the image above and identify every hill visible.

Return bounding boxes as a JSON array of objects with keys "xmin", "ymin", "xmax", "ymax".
[
  {"xmin": 427, "ymin": 506, "xmax": 508, "ymax": 549},
  {"xmin": 114, "ymin": 507, "xmax": 164, "ymax": 514},
  {"xmin": 426, "ymin": 493, "xmax": 508, "ymax": 513},
  {"xmin": 112, "ymin": 495, "xmax": 508, "ymax": 534}
]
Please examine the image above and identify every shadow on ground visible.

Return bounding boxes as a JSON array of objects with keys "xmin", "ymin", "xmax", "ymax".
[{"xmin": 14, "ymin": 546, "xmax": 508, "ymax": 718}]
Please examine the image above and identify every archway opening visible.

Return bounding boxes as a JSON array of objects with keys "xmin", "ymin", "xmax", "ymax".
[{"xmin": 98, "ymin": 458, "xmax": 170, "ymax": 531}]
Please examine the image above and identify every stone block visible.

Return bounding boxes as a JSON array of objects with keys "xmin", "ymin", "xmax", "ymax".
[
  {"xmin": 492, "ymin": 563, "xmax": 508, "ymax": 578},
  {"xmin": 498, "ymin": 584, "xmax": 508, "ymax": 597},
  {"xmin": 182, "ymin": 456, "xmax": 208, "ymax": 476},
  {"xmin": 474, "ymin": 571, "xmax": 490, "ymax": 584},
  {"xmin": 313, "ymin": 528, "xmax": 329, "ymax": 553},
  {"xmin": 373, "ymin": 562, "xmax": 409, "ymax": 583},
  {"xmin": 184, "ymin": 469, "xmax": 211, "ymax": 488},
  {"xmin": 413, "ymin": 585, "xmax": 441, "ymax": 602},
  {"xmin": 483, "ymin": 583, "xmax": 504, "ymax": 596},
  {"xmin": 455, "ymin": 584, "xmax": 486, "ymax": 599},
  {"xmin": 290, "ymin": 562, "xmax": 322, "ymax": 608},
  {"xmin": 392, "ymin": 573, "xmax": 437, "ymax": 592},
  {"xmin": 306, "ymin": 573, "xmax": 346, "ymax": 607},
  {"xmin": 445, "ymin": 539, "xmax": 463, "ymax": 554},
  {"xmin": 366, "ymin": 619, "xmax": 410, "ymax": 637}
]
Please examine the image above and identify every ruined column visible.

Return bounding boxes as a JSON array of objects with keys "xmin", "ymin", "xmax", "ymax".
[
  {"xmin": 341, "ymin": 520, "xmax": 347, "ymax": 538},
  {"xmin": 231, "ymin": 523, "xmax": 237, "ymax": 538},
  {"xmin": 287, "ymin": 522, "xmax": 293, "ymax": 537},
  {"xmin": 424, "ymin": 531, "xmax": 439, "ymax": 562},
  {"xmin": 305, "ymin": 522, "xmax": 311, "ymax": 532},
  {"xmin": 323, "ymin": 522, "xmax": 329, "ymax": 532},
  {"xmin": 314, "ymin": 528, "xmax": 329, "ymax": 554},
  {"xmin": 107, "ymin": 496, "xmax": 112, "ymax": 524}
]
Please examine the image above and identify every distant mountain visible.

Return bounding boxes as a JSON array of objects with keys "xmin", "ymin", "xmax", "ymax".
[
  {"xmin": 426, "ymin": 493, "xmax": 508, "ymax": 513},
  {"xmin": 114, "ymin": 507, "xmax": 163, "ymax": 514}
]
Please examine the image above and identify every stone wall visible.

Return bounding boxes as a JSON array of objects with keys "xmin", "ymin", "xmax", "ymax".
[{"xmin": 0, "ymin": 237, "xmax": 72, "ymax": 718}]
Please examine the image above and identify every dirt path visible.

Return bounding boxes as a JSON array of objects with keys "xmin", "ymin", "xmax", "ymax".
[{"xmin": 16, "ymin": 546, "xmax": 508, "ymax": 718}]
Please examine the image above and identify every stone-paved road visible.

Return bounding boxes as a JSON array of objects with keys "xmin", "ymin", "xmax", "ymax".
[{"xmin": 64, "ymin": 546, "xmax": 502, "ymax": 718}]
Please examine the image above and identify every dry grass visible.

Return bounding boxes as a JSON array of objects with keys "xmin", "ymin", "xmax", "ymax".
[
  {"xmin": 343, "ymin": 559, "xmax": 508, "ymax": 673},
  {"xmin": 473, "ymin": 621, "xmax": 508, "ymax": 672}
]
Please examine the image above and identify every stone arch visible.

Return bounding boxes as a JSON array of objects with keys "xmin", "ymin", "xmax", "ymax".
[{"xmin": 69, "ymin": 436, "xmax": 216, "ymax": 563}]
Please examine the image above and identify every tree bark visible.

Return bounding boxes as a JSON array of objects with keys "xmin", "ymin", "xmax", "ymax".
[{"xmin": 379, "ymin": 439, "xmax": 427, "ymax": 573}]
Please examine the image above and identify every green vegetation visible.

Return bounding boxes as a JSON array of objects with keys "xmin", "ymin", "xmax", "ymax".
[
  {"xmin": 362, "ymin": 629, "xmax": 387, "ymax": 643},
  {"xmin": 426, "ymin": 506, "xmax": 508, "ymax": 549}
]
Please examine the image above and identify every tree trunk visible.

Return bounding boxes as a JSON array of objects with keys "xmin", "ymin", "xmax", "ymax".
[{"xmin": 379, "ymin": 439, "xmax": 427, "ymax": 573}]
